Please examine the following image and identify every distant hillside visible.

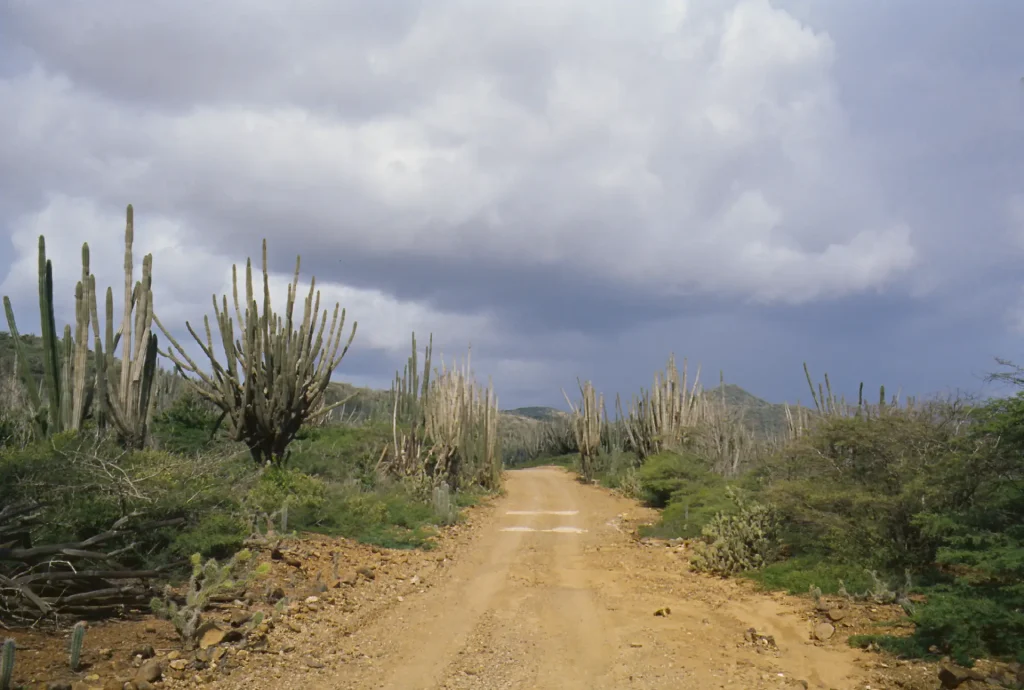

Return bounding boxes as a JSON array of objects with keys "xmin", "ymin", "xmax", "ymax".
[
  {"xmin": 502, "ymin": 385, "xmax": 793, "ymax": 439},
  {"xmin": 503, "ymin": 406, "xmax": 566, "ymax": 421},
  {"xmin": 707, "ymin": 383, "xmax": 792, "ymax": 438},
  {"xmin": 1, "ymin": 332, "xmax": 63, "ymax": 379}
]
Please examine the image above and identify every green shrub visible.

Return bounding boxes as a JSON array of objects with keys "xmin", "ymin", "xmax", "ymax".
[
  {"xmin": 169, "ymin": 511, "xmax": 248, "ymax": 561},
  {"xmin": 0, "ymin": 434, "xmax": 251, "ymax": 568},
  {"xmin": 592, "ymin": 449, "xmax": 642, "ymax": 494},
  {"xmin": 742, "ymin": 555, "xmax": 875, "ymax": 595},
  {"xmin": 851, "ymin": 590, "xmax": 1024, "ymax": 666},
  {"xmin": 284, "ymin": 423, "xmax": 393, "ymax": 485},
  {"xmin": 246, "ymin": 466, "xmax": 327, "ymax": 532},
  {"xmin": 633, "ymin": 451, "xmax": 735, "ymax": 539},
  {"xmin": 762, "ymin": 412, "xmax": 960, "ymax": 572},
  {"xmin": 690, "ymin": 488, "xmax": 782, "ymax": 576},
  {"xmin": 636, "ymin": 451, "xmax": 719, "ymax": 508},
  {"xmin": 309, "ymin": 484, "xmax": 439, "ymax": 549},
  {"xmin": 150, "ymin": 390, "xmax": 224, "ymax": 455}
]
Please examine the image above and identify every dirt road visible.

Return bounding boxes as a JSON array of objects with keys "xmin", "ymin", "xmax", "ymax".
[{"xmin": 324, "ymin": 467, "xmax": 868, "ymax": 690}]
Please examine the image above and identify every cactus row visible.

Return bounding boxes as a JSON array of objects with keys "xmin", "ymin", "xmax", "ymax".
[
  {"xmin": 379, "ymin": 333, "xmax": 501, "ymax": 490},
  {"xmin": 802, "ymin": 362, "xmax": 916, "ymax": 421},
  {"xmin": 618, "ymin": 354, "xmax": 705, "ymax": 460},
  {"xmin": 1, "ymin": 205, "xmax": 160, "ymax": 447}
]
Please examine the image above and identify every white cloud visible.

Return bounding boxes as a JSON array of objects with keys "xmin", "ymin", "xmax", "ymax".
[
  {"xmin": 0, "ymin": 0, "xmax": 916, "ymax": 309},
  {"xmin": 0, "ymin": 196, "xmax": 500, "ymax": 372}
]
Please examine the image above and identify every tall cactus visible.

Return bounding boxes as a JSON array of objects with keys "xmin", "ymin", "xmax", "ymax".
[
  {"xmin": 92, "ymin": 206, "xmax": 159, "ymax": 448},
  {"xmin": 2, "ymin": 237, "xmax": 95, "ymax": 438},
  {"xmin": 154, "ymin": 240, "xmax": 357, "ymax": 466},
  {"xmin": 620, "ymin": 354, "xmax": 704, "ymax": 460},
  {"xmin": 0, "ymin": 639, "xmax": 13, "ymax": 690},
  {"xmin": 563, "ymin": 378, "xmax": 603, "ymax": 482},
  {"xmin": 379, "ymin": 336, "xmax": 501, "ymax": 489}
]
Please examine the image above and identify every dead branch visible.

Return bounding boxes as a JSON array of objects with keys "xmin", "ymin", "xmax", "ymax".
[{"xmin": 0, "ymin": 502, "xmax": 186, "ymax": 625}]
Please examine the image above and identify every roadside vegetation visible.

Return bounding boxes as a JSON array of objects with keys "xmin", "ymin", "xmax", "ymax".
[
  {"xmin": 503, "ymin": 357, "xmax": 1024, "ymax": 668},
  {"xmin": 0, "ymin": 205, "xmax": 502, "ymax": 631}
]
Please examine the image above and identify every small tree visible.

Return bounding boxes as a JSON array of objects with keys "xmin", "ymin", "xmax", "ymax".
[{"xmin": 155, "ymin": 240, "xmax": 357, "ymax": 467}]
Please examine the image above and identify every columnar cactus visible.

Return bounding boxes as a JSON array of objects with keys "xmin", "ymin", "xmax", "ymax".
[
  {"xmin": 92, "ymin": 206, "xmax": 160, "ymax": 448},
  {"xmin": 2, "ymin": 238, "xmax": 94, "ymax": 437},
  {"xmin": 620, "ymin": 354, "xmax": 704, "ymax": 460},
  {"xmin": 2, "ymin": 205, "xmax": 159, "ymax": 447},
  {"xmin": 0, "ymin": 639, "xmax": 14, "ymax": 690},
  {"xmin": 563, "ymin": 379, "xmax": 603, "ymax": 481},
  {"xmin": 69, "ymin": 621, "xmax": 86, "ymax": 671},
  {"xmin": 379, "ymin": 335, "xmax": 501, "ymax": 490},
  {"xmin": 155, "ymin": 240, "xmax": 357, "ymax": 466}
]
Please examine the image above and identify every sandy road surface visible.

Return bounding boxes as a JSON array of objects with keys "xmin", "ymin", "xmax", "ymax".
[{"xmin": 328, "ymin": 467, "xmax": 868, "ymax": 690}]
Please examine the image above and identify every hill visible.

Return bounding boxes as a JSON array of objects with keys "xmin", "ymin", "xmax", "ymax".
[
  {"xmin": 502, "ymin": 386, "xmax": 792, "ymax": 439},
  {"xmin": 503, "ymin": 406, "xmax": 566, "ymax": 421},
  {"xmin": 707, "ymin": 383, "xmax": 792, "ymax": 438}
]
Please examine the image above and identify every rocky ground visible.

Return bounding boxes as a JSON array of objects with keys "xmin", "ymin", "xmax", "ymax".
[{"xmin": 3, "ymin": 467, "xmax": 1021, "ymax": 689}]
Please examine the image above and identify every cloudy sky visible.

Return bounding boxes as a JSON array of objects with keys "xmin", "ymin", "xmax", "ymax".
[{"xmin": 1, "ymin": 0, "xmax": 1021, "ymax": 409}]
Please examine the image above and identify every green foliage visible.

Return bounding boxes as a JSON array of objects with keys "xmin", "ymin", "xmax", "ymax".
[
  {"xmin": 843, "ymin": 393, "xmax": 1024, "ymax": 664},
  {"xmin": 743, "ymin": 391, "xmax": 1024, "ymax": 664},
  {"xmin": 636, "ymin": 451, "xmax": 720, "ymax": 508},
  {"xmin": 150, "ymin": 389, "xmax": 223, "ymax": 455},
  {"xmin": 690, "ymin": 488, "xmax": 782, "ymax": 576},
  {"xmin": 0, "ymin": 434, "xmax": 252, "ymax": 567},
  {"xmin": 512, "ymin": 452, "xmax": 576, "ymax": 470},
  {"xmin": 169, "ymin": 512, "xmax": 248, "ymax": 562},
  {"xmin": 763, "ymin": 411, "xmax": 961, "ymax": 572},
  {"xmin": 633, "ymin": 450, "xmax": 743, "ymax": 540},
  {"xmin": 246, "ymin": 466, "xmax": 327, "ymax": 530},
  {"xmin": 909, "ymin": 591, "xmax": 1024, "ymax": 665},
  {"xmin": 285, "ymin": 423, "xmax": 393, "ymax": 485},
  {"xmin": 69, "ymin": 621, "xmax": 86, "ymax": 671},
  {"xmin": 742, "ymin": 555, "xmax": 875, "ymax": 595},
  {"xmin": 0, "ymin": 639, "xmax": 13, "ymax": 690},
  {"xmin": 306, "ymin": 484, "xmax": 441, "ymax": 549}
]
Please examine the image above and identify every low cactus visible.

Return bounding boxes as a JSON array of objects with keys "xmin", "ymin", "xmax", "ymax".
[
  {"xmin": 690, "ymin": 488, "xmax": 782, "ymax": 576},
  {"xmin": 1, "ymin": 639, "xmax": 14, "ymax": 690},
  {"xmin": 151, "ymin": 550, "xmax": 253, "ymax": 648},
  {"xmin": 69, "ymin": 621, "xmax": 86, "ymax": 671}
]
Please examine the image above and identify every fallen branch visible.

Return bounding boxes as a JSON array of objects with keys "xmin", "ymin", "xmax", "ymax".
[{"xmin": 0, "ymin": 503, "xmax": 186, "ymax": 625}]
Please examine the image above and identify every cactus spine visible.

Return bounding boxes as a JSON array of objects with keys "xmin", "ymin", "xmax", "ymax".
[
  {"xmin": 1, "ymin": 638, "xmax": 14, "ymax": 690},
  {"xmin": 69, "ymin": 621, "xmax": 86, "ymax": 671},
  {"xmin": 155, "ymin": 240, "xmax": 357, "ymax": 466}
]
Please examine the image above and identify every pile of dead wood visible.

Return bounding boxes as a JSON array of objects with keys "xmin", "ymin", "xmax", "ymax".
[{"xmin": 0, "ymin": 501, "xmax": 184, "ymax": 624}]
